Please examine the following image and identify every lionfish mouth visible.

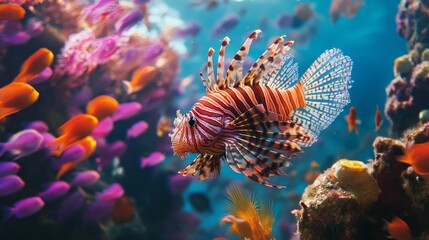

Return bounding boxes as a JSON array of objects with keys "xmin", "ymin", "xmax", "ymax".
[{"xmin": 171, "ymin": 141, "xmax": 188, "ymax": 159}]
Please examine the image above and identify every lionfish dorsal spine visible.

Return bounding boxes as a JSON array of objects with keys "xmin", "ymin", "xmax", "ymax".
[
  {"xmin": 225, "ymin": 29, "xmax": 261, "ymax": 88},
  {"xmin": 206, "ymin": 47, "xmax": 218, "ymax": 92},
  {"xmin": 242, "ymin": 36, "xmax": 283, "ymax": 86},
  {"xmin": 216, "ymin": 37, "xmax": 230, "ymax": 89},
  {"xmin": 200, "ymin": 29, "xmax": 297, "ymax": 93}
]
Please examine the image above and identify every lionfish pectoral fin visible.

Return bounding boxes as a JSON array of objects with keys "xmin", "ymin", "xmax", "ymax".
[
  {"xmin": 224, "ymin": 104, "xmax": 315, "ymax": 188},
  {"xmin": 178, "ymin": 154, "xmax": 222, "ymax": 181},
  {"xmin": 231, "ymin": 104, "xmax": 315, "ymax": 149},
  {"xmin": 225, "ymin": 143, "xmax": 286, "ymax": 189}
]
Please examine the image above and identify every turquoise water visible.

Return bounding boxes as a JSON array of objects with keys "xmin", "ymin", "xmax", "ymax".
[{"xmin": 0, "ymin": 0, "xmax": 408, "ymax": 239}]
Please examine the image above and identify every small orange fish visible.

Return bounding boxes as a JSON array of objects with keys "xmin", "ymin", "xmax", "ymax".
[
  {"xmin": 399, "ymin": 141, "xmax": 429, "ymax": 175},
  {"xmin": 86, "ymin": 95, "xmax": 119, "ymax": 121},
  {"xmin": 0, "ymin": 4, "xmax": 26, "ymax": 21},
  {"xmin": 310, "ymin": 161, "xmax": 319, "ymax": 170},
  {"xmin": 13, "ymin": 48, "xmax": 54, "ymax": 83},
  {"xmin": 156, "ymin": 115, "xmax": 172, "ymax": 137},
  {"xmin": 346, "ymin": 106, "xmax": 360, "ymax": 134},
  {"xmin": 0, "ymin": 82, "xmax": 39, "ymax": 120},
  {"xmin": 51, "ymin": 114, "xmax": 98, "ymax": 156},
  {"xmin": 375, "ymin": 105, "xmax": 382, "ymax": 131},
  {"xmin": 111, "ymin": 196, "xmax": 135, "ymax": 223},
  {"xmin": 213, "ymin": 238, "xmax": 226, "ymax": 240},
  {"xmin": 220, "ymin": 185, "xmax": 274, "ymax": 240},
  {"xmin": 122, "ymin": 66, "xmax": 158, "ymax": 94},
  {"xmin": 386, "ymin": 216, "xmax": 411, "ymax": 240},
  {"xmin": 56, "ymin": 136, "xmax": 97, "ymax": 178}
]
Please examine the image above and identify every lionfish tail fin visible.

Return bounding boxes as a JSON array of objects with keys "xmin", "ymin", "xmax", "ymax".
[
  {"xmin": 293, "ymin": 48, "xmax": 353, "ymax": 146},
  {"xmin": 178, "ymin": 154, "xmax": 221, "ymax": 181}
]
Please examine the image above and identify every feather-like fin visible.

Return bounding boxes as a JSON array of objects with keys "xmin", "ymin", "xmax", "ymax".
[
  {"xmin": 292, "ymin": 48, "xmax": 353, "ymax": 145},
  {"xmin": 224, "ymin": 104, "xmax": 314, "ymax": 188},
  {"xmin": 178, "ymin": 154, "xmax": 222, "ymax": 181},
  {"xmin": 226, "ymin": 143, "xmax": 286, "ymax": 188},
  {"xmin": 266, "ymin": 53, "xmax": 299, "ymax": 89}
]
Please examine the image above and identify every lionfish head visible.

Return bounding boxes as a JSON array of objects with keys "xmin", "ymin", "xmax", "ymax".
[{"xmin": 170, "ymin": 110, "xmax": 199, "ymax": 158}]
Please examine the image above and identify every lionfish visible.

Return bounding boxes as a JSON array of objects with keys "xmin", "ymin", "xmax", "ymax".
[{"xmin": 170, "ymin": 29, "xmax": 353, "ymax": 188}]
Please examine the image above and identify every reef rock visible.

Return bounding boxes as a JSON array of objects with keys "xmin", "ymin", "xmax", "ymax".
[
  {"xmin": 293, "ymin": 158, "xmax": 379, "ymax": 240},
  {"xmin": 294, "ymin": 123, "xmax": 429, "ymax": 239},
  {"xmin": 386, "ymin": 0, "xmax": 429, "ymax": 135}
]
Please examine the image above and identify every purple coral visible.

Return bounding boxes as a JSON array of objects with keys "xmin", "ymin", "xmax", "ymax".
[
  {"xmin": 53, "ymin": 29, "xmax": 123, "ymax": 88},
  {"xmin": 386, "ymin": 0, "xmax": 429, "ymax": 135}
]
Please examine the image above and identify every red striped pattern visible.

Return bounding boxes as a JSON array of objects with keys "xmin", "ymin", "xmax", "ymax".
[{"xmin": 184, "ymin": 84, "xmax": 306, "ymax": 155}]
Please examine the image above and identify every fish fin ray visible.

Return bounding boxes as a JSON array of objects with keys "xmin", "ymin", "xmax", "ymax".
[
  {"xmin": 242, "ymin": 38, "xmax": 294, "ymax": 87},
  {"xmin": 178, "ymin": 154, "xmax": 222, "ymax": 181},
  {"xmin": 232, "ymin": 104, "xmax": 314, "ymax": 147},
  {"xmin": 226, "ymin": 143, "xmax": 286, "ymax": 188},
  {"xmin": 293, "ymin": 48, "xmax": 353, "ymax": 146},
  {"xmin": 267, "ymin": 53, "xmax": 299, "ymax": 89},
  {"xmin": 226, "ymin": 30, "xmax": 261, "ymax": 88}
]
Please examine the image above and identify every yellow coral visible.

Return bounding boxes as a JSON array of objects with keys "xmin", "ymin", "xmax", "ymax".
[
  {"xmin": 339, "ymin": 159, "xmax": 366, "ymax": 172},
  {"xmin": 333, "ymin": 159, "xmax": 380, "ymax": 207}
]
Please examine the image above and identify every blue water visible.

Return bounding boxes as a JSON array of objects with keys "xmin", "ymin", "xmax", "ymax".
[
  {"xmin": 0, "ymin": 0, "xmax": 408, "ymax": 239},
  {"xmin": 168, "ymin": 0, "xmax": 405, "ymax": 238}
]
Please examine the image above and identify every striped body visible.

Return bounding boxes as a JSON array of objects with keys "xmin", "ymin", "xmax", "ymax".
[
  {"xmin": 171, "ymin": 29, "xmax": 353, "ymax": 187},
  {"xmin": 188, "ymin": 84, "xmax": 305, "ymax": 155}
]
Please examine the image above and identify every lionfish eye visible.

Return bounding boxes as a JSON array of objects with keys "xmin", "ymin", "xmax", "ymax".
[{"xmin": 188, "ymin": 117, "xmax": 196, "ymax": 127}]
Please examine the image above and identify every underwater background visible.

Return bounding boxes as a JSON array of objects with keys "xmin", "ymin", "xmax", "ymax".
[{"xmin": 1, "ymin": 0, "xmax": 429, "ymax": 239}]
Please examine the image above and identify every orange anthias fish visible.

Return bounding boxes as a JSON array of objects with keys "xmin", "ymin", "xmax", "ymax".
[
  {"xmin": 51, "ymin": 114, "xmax": 98, "ymax": 156},
  {"xmin": 346, "ymin": 106, "xmax": 360, "ymax": 134},
  {"xmin": 56, "ymin": 136, "xmax": 96, "ymax": 178},
  {"xmin": 122, "ymin": 66, "xmax": 158, "ymax": 94},
  {"xmin": 386, "ymin": 216, "xmax": 411, "ymax": 240},
  {"xmin": 170, "ymin": 29, "xmax": 353, "ymax": 188},
  {"xmin": 220, "ymin": 185, "xmax": 275, "ymax": 240},
  {"xmin": 157, "ymin": 115, "xmax": 172, "ymax": 137},
  {"xmin": 0, "ymin": 82, "xmax": 39, "ymax": 121},
  {"xmin": 0, "ymin": 4, "xmax": 26, "ymax": 21},
  {"xmin": 13, "ymin": 48, "xmax": 54, "ymax": 83},
  {"xmin": 399, "ymin": 141, "xmax": 429, "ymax": 175},
  {"xmin": 375, "ymin": 105, "xmax": 382, "ymax": 131},
  {"xmin": 111, "ymin": 196, "xmax": 135, "ymax": 223},
  {"xmin": 86, "ymin": 95, "xmax": 119, "ymax": 121}
]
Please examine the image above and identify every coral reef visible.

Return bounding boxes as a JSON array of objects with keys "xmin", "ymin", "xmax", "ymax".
[
  {"xmin": 386, "ymin": 0, "xmax": 429, "ymax": 135},
  {"xmin": 294, "ymin": 123, "xmax": 429, "ymax": 239},
  {"xmin": 0, "ymin": 0, "xmax": 195, "ymax": 239}
]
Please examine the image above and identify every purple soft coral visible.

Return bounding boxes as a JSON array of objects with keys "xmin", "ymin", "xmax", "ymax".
[{"xmin": 55, "ymin": 29, "xmax": 123, "ymax": 88}]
